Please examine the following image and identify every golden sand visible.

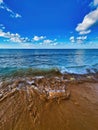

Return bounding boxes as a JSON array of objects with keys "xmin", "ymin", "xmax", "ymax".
[{"xmin": 0, "ymin": 75, "xmax": 98, "ymax": 130}]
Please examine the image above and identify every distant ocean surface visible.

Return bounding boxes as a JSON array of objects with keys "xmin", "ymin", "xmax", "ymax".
[{"xmin": 0, "ymin": 49, "xmax": 98, "ymax": 76}]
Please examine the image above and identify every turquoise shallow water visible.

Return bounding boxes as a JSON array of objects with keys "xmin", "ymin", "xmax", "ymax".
[{"xmin": 0, "ymin": 49, "xmax": 98, "ymax": 76}]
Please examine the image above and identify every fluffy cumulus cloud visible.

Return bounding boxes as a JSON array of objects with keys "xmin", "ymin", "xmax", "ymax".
[
  {"xmin": 79, "ymin": 30, "xmax": 91, "ymax": 35},
  {"xmin": 69, "ymin": 36, "xmax": 75, "ymax": 43},
  {"xmin": 76, "ymin": 36, "xmax": 87, "ymax": 43},
  {"xmin": 0, "ymin": 29, "xmax": 29, "ymax": 43},
  {"xmin": 38, "ymin": 38, "xmax": 58, "ymax": 46},
  {"xmin": 33, "ymin": 36, "xmax": 46, "ymax": 41},
  {"xmin": 0, "ymin": 0, "xmax": 21, "ymax": 18},
  {"xmin": 77, "ymin": 36, "xmax": 87, "ymax": 40},
  {"xmin": 0, "ymin": 25, "xmax": 58, "ymax": 46},
  {"xmin": 43, "ymin": 39, "xmax": 53, "ymax": 44},
  {"xmin": 76, "ymin": 0, "xmax": 98, "ymax": 35},
  {"xmin": 76, "ymin": 9, "xmax": 98, "ymax": 34},
  {"xmin": 42, "ymin": 39, "xmax": 58, "ymax": 46},
  {"xmin": 70, "ymin": 36, "xmax": 87, "ymax": 43},
  {"xmin": 0, "ymin": 24, "xmax": 59, "ymax": 47}
]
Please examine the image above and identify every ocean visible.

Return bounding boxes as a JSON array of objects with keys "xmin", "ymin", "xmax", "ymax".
[{"xmin": 0, "ymin": 49, "xmax": 98, "ymax": 76}]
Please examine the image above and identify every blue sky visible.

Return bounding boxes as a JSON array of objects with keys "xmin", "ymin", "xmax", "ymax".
[{"xmin": 0, "ymin": 0, "xmax": 98, "ymax": 48}]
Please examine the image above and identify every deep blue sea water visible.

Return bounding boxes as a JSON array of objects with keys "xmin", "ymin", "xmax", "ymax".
[{"xmin": 0, "ymin": 49, "xmax": 98, "ymax": 76}]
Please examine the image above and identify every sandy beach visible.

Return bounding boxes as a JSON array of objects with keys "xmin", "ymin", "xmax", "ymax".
[{"xmin": 0, "ymin": 73, "xmax": 98, "ymax": 130}]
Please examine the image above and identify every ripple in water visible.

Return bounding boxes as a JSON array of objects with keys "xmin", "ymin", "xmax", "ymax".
[{"xmin": 0, "ymin": 49, "xmax": 98, "ymax": 75}]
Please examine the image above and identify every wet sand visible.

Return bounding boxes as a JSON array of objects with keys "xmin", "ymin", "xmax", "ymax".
[{"xmin": 0, "ymin": 74, "xmax": 98, "ymax": 130}]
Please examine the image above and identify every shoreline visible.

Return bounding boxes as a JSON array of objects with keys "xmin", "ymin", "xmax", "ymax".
[
  {"xmin": 0, "ymin": 72, "xmax": 98, "ymax": 100},
  {"xmin": 0, "ymin": 73, "xmax": 98, "ymax": 130}
]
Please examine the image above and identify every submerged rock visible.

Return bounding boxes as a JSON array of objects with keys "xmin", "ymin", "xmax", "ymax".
[
  {"xmin": 70, "ymin": 77, "xmax": 75, "ymax": 81},
  {"xmin": 27, "ymin": 80, "xmax": 35, "ymax": 85},
  {"xmin": 35, "ymin": 76, "xmax": 44, "ymax": 79},
  {"xmin": 47, "ymin": 89, "xmax": 70, "ymax": 99},
  {"xmin": 0, "ymin": 76, "xmax": 71, "ymax": 102}
]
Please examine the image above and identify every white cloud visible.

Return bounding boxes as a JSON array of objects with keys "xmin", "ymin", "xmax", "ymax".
[
  {"xmin": 69, "ymin": 36, "xmax": 75, "ymax": 43},
  {"xmin": 70, "ymin": 36, "xmax": 87, "ymax": 43},
  {"xmin": 0, "ymin": 29, "xmax": 29, "ymax": 43},
  {"xmin": 33, "ymin": 36, "xmax": 46, "ymax": 41},
  {"xmin": 0, "ymin": 0, "xmax": 21, "ymax": 18},
  {"xmin": 52, "ymin": 42, "xmax": 58, "ymax": 46},
  {"xmin": 0, "ymin": 26, "xmax": 58, "ymax": 46},
  {"xmin": 77, "ymin": 36, "xmax": 87, "ymax": 40},
  {"xmin": 94, "ymin": 0, "xmax": 98, "ymax": 6},
  {"xmin": 43, "ymin": 39, "xmax": 58, "ymax": 46},
  {"xmin": 76, "ymin": 36, "xmax": 87, "ymax": 43},
  {"xmin": 39, "ymin": 38, "xmax": 58, "ymax": 46},
  {"xmin": 0, "ymin": 25, "xmax": 59, "ymax": 47},
  {"xmin": 0, "ymin": 24, "xmax": 5, "ymax": 30},
  {"xmin": 76, "ymin": 0, "xmax": 98, "ymax": 35},
  {"xmin": 15, "ymin": 13, "xmax": 21, "ymax": 18},
  {"xmin": 76, "ymin": 8, "xmax": 98, "ymax": 34},
  {"xmin": 79, "ymin": 30, "xmax": 91, "ymax": 35},
  {"xmin": 43, "ymin": 39, "xmax": 53, "ymax": 44},
  {"xmin": 89, "ymin": 0, "xmax": 98, "ymax": 8},
  {"xmin": 0, "ymin": 0, "xmax": 3, "ymax": 4}
]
